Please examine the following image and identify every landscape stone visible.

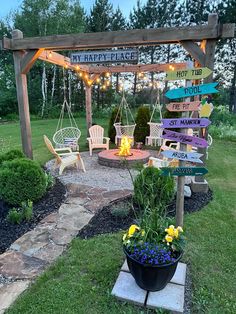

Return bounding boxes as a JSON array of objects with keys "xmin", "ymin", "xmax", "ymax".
[
  {"xmin": 0, "ymin": 281, "xmax": 30, "ymax": 313},
  {"xmin": 33, "ymin": 243, "xmax": 65, "ymax": 263},
  {"xmin": 170, "ymin": 262, "xmax": 187, "ymax": 286},
  {"xmin": 50, "ymin": 228, "xmax": 76, "ymax": 245},
  {"xmin": 40, "ymin": 212, "xmax": 59, "ymax": 224},
  {"xmin": 184, "ymin": 185, "xmax": 192, "ymax": 198},
  {"xmin": 146, "ymin": 283, "xmax": 185, "ymax": 313},
  {"xmin": 57, "ymin": 206, "xmax": 93, "ymax": 231},
  {"xmin": 0, "ymin": 251, "xmax": 47, "ymax": 279},
  {"xmin": 10, "ymin": 228, "xmax": 50, "ymax": 257},
  {"xmin": 111, "ymin": 271, "xmax": 147, "ymax": 306}
]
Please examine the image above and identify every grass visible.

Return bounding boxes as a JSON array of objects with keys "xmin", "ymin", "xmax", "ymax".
[
  {"xmin": 1, "ymin": 119, "xmax": 235, "ymax": 313},
  {"xmin": 0, "ymin": 117, "xmax": 109, "ymax": 165}
]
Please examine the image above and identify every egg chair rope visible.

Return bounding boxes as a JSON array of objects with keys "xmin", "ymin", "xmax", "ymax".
[{"xmin": 53, "ymin": 69, "xmax": 81, "ymax": 149}]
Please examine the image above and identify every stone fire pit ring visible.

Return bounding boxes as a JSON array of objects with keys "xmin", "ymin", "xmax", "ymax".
[{"xmin": 98, "ymin": 149, "xmax": 150, "ymax": 168}]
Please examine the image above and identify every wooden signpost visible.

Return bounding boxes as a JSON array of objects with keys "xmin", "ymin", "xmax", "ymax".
[
  {"xmin": 161, "ymin": 118, "xmax": 211, "ymax": 128},
  {"xmin": 161, "ymin": 129, "xmax": 209, "ymax": 148},
  {"xmin": 165, "ymin": 67, "xmax": 212, "ymax": 80},
  {"xmin": 161, "ymin": 167, "xmax": 208, "ymax": 176},
  {"xmin": 165, "ymin": 82, "xmax": 219, "ymax": 99},
  {"xmin": 166, "ymin": 101, "xmax": 200, "ymax": 112},
  {"xmin": 161, "ymin": 150, "xmax": 203, "ymax": 163},
  {"xmin": 70, "ymin": 49, "xmax": 138, "ymax": 64}
]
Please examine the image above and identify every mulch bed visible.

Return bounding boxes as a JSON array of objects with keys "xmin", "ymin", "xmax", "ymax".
[
  {"xmin": 0, "ymin": 178, "xmax": 66, "ymax": 254},
  {"xmin": 78, "ymin": 188, "xmax": 213, "ymax": 239}
]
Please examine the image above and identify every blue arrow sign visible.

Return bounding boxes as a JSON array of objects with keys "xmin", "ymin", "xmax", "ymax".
[
  {"xmin": 165, "ymin": 83, "xmax": 219, "ymax": 100},
  {"xmin": 161, "ymin": 150, "xmax": 203, "ymax": 163},
  {"xmin": 161, "ymin": 167, "xmax": 208, "ymax": 176}
]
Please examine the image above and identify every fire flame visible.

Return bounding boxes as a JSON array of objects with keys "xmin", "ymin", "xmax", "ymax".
[{"xmin": 118, "ymin": 136, "xmax": 132, "ymax": 157}]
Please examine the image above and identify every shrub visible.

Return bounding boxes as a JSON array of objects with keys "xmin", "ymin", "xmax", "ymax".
[
  {"xmin": 110, "ymin": 201, "xmax": 131, "ymax": 218},
  {"xmin": 133, "ymin": 166, "xmax": 175, "ymax": 213},
  {"xmin": 7, "ymin": 200, "xmax": 33, "ymax": 224},
  {"xmin": 134, "ymin": 106, "xmax": 151, "ymax": 143},
  {"xmin": 0, "ymin": 149, "xmax": 25, "ymax": 167},
  {"xmin": 0, "ymin": 158, "xmax": 47, "ymax": 205},
  {"xmin": 108, "ymin": 107, "xmax": 122, "ymax": 143},
  {"xmin": 45, "ymin": 172, "xmax": 55, "ymax": 190}
]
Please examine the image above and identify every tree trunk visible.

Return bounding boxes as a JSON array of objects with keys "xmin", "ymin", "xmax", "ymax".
[{"xmin": 133, "ymin": 73, "xmax": 137, "ymax": 95}]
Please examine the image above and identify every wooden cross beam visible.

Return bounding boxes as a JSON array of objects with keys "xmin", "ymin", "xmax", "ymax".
[
  {"xmin": 21, "ymin": 49, "xmax": 44, "ymax": 74},
  {"xmin": 2, "ymin": 22, "xmax": 234, "ymax": 51}
]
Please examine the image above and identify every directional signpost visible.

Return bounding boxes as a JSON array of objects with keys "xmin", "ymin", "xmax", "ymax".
[
  {"xmin": 166, "ymin": 101, "xmax": 200, "ymax": 112},
  {"xmin": 165, "ymin": 67, "xmax": 212, "ymax": 81},
  {"xmin": 161, "ymin": 167, "xmax": 208, "ymax": 177},
  {"xmin": 161, "ymin": 118, "xmax": 211, "ymax": 129},
  {"xmin": 165, "ymin": 82, "xmax": 219, "ymax": 100},
  {"xmin": 161, "ymin": 150, "xmax": 203, "ymax": 163},
  {"xmin": 161, "ymin": 129, "xmax": 209, "ymax": 148}
]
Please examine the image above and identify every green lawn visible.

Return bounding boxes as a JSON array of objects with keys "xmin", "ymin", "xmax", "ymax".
[
  {"xmin": 0, "ymin": 117, "xmax": 109, "ymax": 165},
  {"xmin": 1, "ymin": 120, "xmax": 236, "ymax": 313}
]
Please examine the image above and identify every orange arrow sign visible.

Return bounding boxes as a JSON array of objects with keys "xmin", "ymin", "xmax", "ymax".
[{"xmin": 166, "ymin": 101, "xmax": 201, "ymax": 112}]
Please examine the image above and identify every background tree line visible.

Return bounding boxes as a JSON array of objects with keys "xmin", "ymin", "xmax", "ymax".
[{"xmin": 0, "ymin": 0, "xmax": 235, "ymax": 118}]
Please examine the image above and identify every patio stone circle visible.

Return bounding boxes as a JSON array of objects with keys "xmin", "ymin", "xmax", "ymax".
[{"xmin": 112, "ymin": 260, "xmax": 187, "ymax": 313}]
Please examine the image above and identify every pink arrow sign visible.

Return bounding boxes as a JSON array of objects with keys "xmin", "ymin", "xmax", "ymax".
[
  {"xmin": 161, "ymin": 129, "xmax": 208, "ymax": 148},
  {"xmin": 161, "ymin": 118, "xmax": 211, "ymax": 129},
  {"xmin": 166, "ymin": 101, "xmax": 201, "ymax": 112}
]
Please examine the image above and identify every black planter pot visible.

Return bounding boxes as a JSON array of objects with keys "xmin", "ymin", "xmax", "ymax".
[{"xmin": 124, "ymin": 246, "xmax": 183, "ymax": 291}]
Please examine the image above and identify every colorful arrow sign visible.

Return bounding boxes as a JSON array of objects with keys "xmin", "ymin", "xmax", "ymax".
[
  {"xmin": 161, "ymin": 167, "xmax": 208, "ymax": 176},
  {"xmin": 166, "ymin": 101, "xmax": 200, "ymax": 112},
  {"xmin": 161, "ymin": 118, "xmax": 211, "ymax": 129},
  {"xmin": 165, "ymin": 83, "xmax": 219, "ymax": 100},
  {"xmin": 161, "ymin": 129, "xmax": 208, "ymax": 148},
  {"xmin": 161, "ymin": 150, "xmax": 203, "ymax": 163},
  {"xmin": 165, "ymin": 67, "xmax": 212, "ymax": 81}
]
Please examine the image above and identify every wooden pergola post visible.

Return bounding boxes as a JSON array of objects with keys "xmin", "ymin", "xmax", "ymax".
[
  {"xmin": 12, "ymin": 30, "xmax": 33, "ymax": 159},
  {"xmin": 85, "ymin": 85, "xmax": 92, "ymax": 135}
]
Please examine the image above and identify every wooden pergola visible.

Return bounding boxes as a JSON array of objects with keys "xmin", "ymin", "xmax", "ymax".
[{"xmin": 1, "ymin": 14, "xmax": 234, "ymax": 159}]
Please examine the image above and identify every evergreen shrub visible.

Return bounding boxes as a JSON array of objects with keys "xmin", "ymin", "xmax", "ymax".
[
  {"xmin": 134, "ymin": 106, "xmax": 151, "ymax": 143},
  {"xmin": 0, "ymin": 149, "xmax": 25, "ymax": 167},
  {"xmin": 0, "ymin": 159, "xmax": 47, "ymax": 205}
]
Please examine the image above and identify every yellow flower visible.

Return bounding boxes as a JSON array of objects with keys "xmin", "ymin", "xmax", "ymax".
[
  {"xmin": 165, "ymin": 225, "xmax": 175, "ymax": 237},
  {"xmin": 128, "ymin": 224, "xmax": 140, "ymax": 237},
  {"xmin": 177, "ymin": 226, "xmax": 183, "ymax": 233},
  {"xmin": 165, "ymin": 235, "xmax": 173, "ymax": 243},
  {"xmin": 174, "ymin": 229, "xmax": 179, "ymax": 238}
]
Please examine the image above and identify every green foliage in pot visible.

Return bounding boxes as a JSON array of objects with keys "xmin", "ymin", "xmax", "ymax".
[
  {"xmin": 0, "ymin": 158, "xmax": 47, "ymax": 205},
  {"xmin": 108, "ymin": 107, "xmax": 122, "ymax": 143},
  {"xmin": 134, "ymin": 106, "xmax": 151, "ymax": 143},
  {"xmin": 133, "ymin": 166, "xmax": 175, "ymax": 215},
  {"xmin": 0, "ymin": 149, "xmax": 25, "ymax": 167}
]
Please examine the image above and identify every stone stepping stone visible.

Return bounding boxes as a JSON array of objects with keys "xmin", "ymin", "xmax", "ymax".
[
  {"xmin": 0, "ymin": 281, "xmax": 30, "ymax": 313},
  {"xmin": 113, "ymin": 261, "xmax": 187, "ymax": 313}
]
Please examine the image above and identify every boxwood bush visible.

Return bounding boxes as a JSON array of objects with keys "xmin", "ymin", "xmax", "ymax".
[
  {"xmin": 0, "ymin": 158, "xmax": 47, "ymax": 205},
  {"xmin": 0, "ymin": 149, "xmax": 25, "ymax": 167}
]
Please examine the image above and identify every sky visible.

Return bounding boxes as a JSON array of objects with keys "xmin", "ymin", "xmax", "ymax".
[{"xmin": 0, "ymin": 0, "xmax": 143, "ymax": 19}]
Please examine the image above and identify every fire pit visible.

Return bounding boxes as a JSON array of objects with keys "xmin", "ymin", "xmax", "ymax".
[{"xmin": 98, "ymin": 149, "xmax": 150, "ymax": 168}]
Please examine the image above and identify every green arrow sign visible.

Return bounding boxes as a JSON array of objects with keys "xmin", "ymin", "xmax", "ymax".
[
  {"xmin": 165, "ymin": 67, "xmax": 212, "ymax": 81},
  {"xmin": 161, "ymin": 167, "xmax": 208, "ymax": 176}
]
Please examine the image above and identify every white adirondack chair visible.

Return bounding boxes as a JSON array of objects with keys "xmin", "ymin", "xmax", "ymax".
[
  {"xmin": 87, "ymin": 125, "xmax": 110, "ymax": 156},
  {"xmin": 145, "ymin": 122, "xmax": 163, "ymax": 146},
  {"xmin": 44, "ymin": 135, "xmax": 85, "ymax": 175}
]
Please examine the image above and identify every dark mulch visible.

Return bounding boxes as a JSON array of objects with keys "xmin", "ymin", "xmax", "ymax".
[
  {"xmin": 0, "ymin": 178, "xmax": 66, "ymax": 254},
  {"xmin": 78, "ymin": 188, "xmax": 213, "ymax": 239}
]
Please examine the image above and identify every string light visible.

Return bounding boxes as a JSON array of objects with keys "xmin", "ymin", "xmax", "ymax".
[
  {"xmin": 101, "ymin": 84, "xmax": 106, "ymax": 90},
  {"xmin": 169, "ymin": 65, "xmax": 175, "ymax": 71},
  {"xmin": 76, "ymin": 65, "xmax": 80, "ymax": 71},
  {"xmin": 106, "ymin": 80, "xmax": 110, "ymax": 86},
  {"xmin": 96, "ymin": 77, "xmax": 101, "ymax": 83},
  {"xmin": 79, "ymin": 72, "xmax": 83, "ymax": 77},
  {"xmin": 84, "ymin": 74, "xmax": 88, "ymax": 79},
  {"xmin": 149, "ymin": 82, "xmax": 153, "ymax": 87},
  {"xmin": 49, "ymin": 51, "xmax": 52, "ymax": 58},
  {"xmin": 65, "ymin": 64, "xmax": 68, "ymax": 69},
  {"xmin": 105, "ymin": 72, "xmax": 110, "ymax": 78},
  {"xmin": 87, "ymin": 80, "xmax": 92, "ymax": 86}
]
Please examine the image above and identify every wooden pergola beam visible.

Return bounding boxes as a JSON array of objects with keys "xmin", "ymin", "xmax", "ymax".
[
  {"xmin": 21, "ymin": 49, "xmax": 44, "ymax": 74},
  {"xmin": 3, "ymin": 23, "xmax": 235, "ymax": 51},
  {"xmin": 88, "ymin": 62, "xmax": 187, "ymax": 74},
  {"xmin": 179, "ymin": 41, "xmax": 206, "ymax": 66},
  {"xmin": 38, "ymin": 50, "xmax": 89, "ymax": 72}
]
